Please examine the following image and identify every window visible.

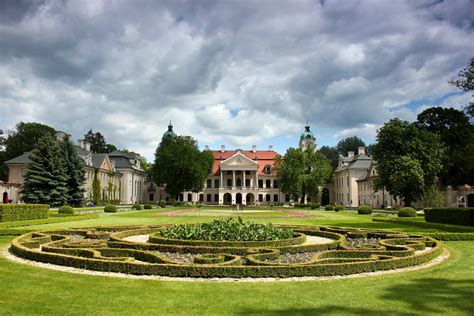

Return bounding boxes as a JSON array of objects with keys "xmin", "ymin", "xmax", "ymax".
[
  {"xmin": 207, "ymin": 194, "xmax": 211, "ymax": 202},
  {"xmin": 187, "ymin": 193, "xmax": 192, "ymax": 202},
  {"xmin": 258, "ymin": 194, "xmax": 263, "ymax": 202},
  {"xmin": 227, "ymin": 171, "xmax": 232, "ymax": 175},
  {"xmin": 214, "ymin": 179, "xmax": 219, "ymax": 188},
  {"xmin": 227, "ymin": 179, "xmax": 232, "ymax": 187},
  {"xmin": 266, "ymin": 194, "xmax": 271, "ymax": 202},
  {"xmin": 179, "ymin": 194, "xmax": 184, "ymax": 201},
  {"xmin": 273, "ymin": 180, "xmax": 279, "ymax": 188},
  {"xmin": 236, "ymin": 178, "xmax": 242, "ymax": 186},
  {"xmin": 245, "ymin": 171, "xmax": 250, "ymax": 175},
  {"xmin": 199, "ymin": 194, "xmax": 203, "ymax": 202},
  {"xmin": 214, "ymin": 194, "xmax": 219, "ymax": 202},
  {"xmin": 245, "ymin": 179, "xmax": 251, "ymax": 187},
  {"xmin": 207, "ymin": 179, "xmax": 212, "ymax": 188},
  {"xmin": 258, "ymin": 179, "xmax": 263, "ymax": 188},
  {"xmin": 274, "ymin": 194, "xmax": 279, "ymax": 202},
  {"xmin": 264, "ymin": 165, "xmax": 272, "ymax": 174},
  {"xmin": 266, "ymin": 180, "xmax": 271, "ymax": 188}
]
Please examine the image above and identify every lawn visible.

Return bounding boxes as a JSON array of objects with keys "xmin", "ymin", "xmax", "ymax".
[{"xmin": 1, "ymin": 208, "xmax": 473, "ymax": 315}]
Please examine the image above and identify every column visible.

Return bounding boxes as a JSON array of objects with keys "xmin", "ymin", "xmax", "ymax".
[
  {"xmin": 255, "ymin": 171, "xmax": 259, "ymax": 189},
  {"xmin": 232, "ymin": 170, "xmax": 236, "ymax": 188},
  {"xmin": 243, "ymin": 171, "xmax": 246, "ymax": 189},
  {"xmin": 220, "ymin": 170, "xmax": 223, "ymax": 188}
]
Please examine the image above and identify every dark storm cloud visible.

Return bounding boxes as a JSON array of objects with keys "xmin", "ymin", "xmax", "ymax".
[{"xmin": 0, "ymin": 0, "xmax": 473, "ymax": 159}]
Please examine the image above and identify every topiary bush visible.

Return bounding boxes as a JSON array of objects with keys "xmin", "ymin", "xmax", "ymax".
[
  {"xmin": 132, "ymin": 204, "xmax": 143, "ymax": 210},
  {"xmin": 104, "ymin": 205, "xmax": 117, "ymax": 213},
  {"xmin": 398, "ymin": 207, "xmax": 417, "ymax": 218},
  {"xmin": 325, "ymin": 205, "xmax": 334, "ymax": 211},
  {"xmin": 144, "ymin": 204, "xmax": 152, "ymax": 209},
  {"xmin": 335, "ymin": 205, "xmax": 345, "ymax": 212},
  {"xmin": 357, "ymin": 205, "xmax": 373, "ymax": 215},
  {"xmin": 58, "ymin": 205, "xmax": 74, "ymax": 215}
]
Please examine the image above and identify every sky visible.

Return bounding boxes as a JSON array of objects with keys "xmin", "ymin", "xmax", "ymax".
[{"xmin": 1, "ymin": 0, "xmax": 473, "ymax": 161}]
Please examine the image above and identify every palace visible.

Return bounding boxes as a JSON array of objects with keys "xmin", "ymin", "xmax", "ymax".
[{"xmin": 144, "ymin": 123, "xmax": 317, "ymax": 205}]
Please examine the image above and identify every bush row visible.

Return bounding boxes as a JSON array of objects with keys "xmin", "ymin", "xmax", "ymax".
[
  {"xmin": 0, "ymin": 204, "xmax": 49, "ymax": 222},
  {"xmin": 0, "ymin": 214, "xmax": 99, "ymax": 229},
  {"xmin": 372, "ymin": 217, "xmax": 474, "ymax": 232},
  {"xmin": 424, "ymin": 208, "xmax": 474, "ymax": 226},
  {"xmin": 421, "ymin": 232, "xmax": 474, "ymax": 241},
  {"xmin": 10, "ymin": 232, "xmax": 443, "ymax": 278}
]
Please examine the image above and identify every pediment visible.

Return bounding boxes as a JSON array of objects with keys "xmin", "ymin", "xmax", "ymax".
[{"xmin": 220, "ymin": 153, "xmax": 258, "ymax": 170}]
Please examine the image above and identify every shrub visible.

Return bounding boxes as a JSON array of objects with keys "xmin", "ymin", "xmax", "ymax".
[
  {"xmin": 310, "ymin": 203, "xmax": 320, "ymax": 210},
  {"xmin": 0, "ymin": 204, "xmax": 49, "ymax": 222},
  {"xmin": 398, "ymin": 207, "xmax": 417, "ymax": 218},
  {"xmin": 335, "ymin": 205, "xmax": 345, "ymax": 212},
  {"xmin": 157, "ymin": 201, "xmax": 166, "ymax": 208},
  {"xmin": 357, "ymin": 205, "xmax": 373, "ymax": 215},
  {"xmin": 424, "ymin": 207, "xmax": 474, "ymax": 226},
  {"xmin": 325, "ymin": 205, "xmax": 334, "ymax": 211},
  {"xmin": 104, "ymin": 205, "xmax": 117, "ymax": 213},
  {"xmin": 144, "ymin": 204, "xmax": 152, "ymax": 209},
  {"xmin": 132, "ymin": 204, "xmax": 143, "ymax": 210},
  {"xmin": 158, "ymin": 217, "xmax": 295, "ymax": 241},
  {"xmin": 58, "ymin": 205, "xmax": 74, "ymax": 215}
]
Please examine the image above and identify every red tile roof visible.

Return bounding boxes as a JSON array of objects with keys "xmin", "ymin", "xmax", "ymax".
[{"xmin": 210, "ymin": 150, "xmax": 279, "ymax": 176}]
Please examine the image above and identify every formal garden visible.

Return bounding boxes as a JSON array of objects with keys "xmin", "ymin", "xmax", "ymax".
[{"xmin": 1, "ymin": 203, "xmax": 473, "ymax": 315}]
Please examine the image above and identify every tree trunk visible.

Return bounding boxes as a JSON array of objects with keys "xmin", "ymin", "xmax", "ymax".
[{"xmin": 300, "ymin": 187, "xmax": 306, "ymax": 204}]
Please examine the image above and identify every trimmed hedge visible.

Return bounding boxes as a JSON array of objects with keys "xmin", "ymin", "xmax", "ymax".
[
  {"xmin": 398, "ymin": 207, "xmax": 416, "ymax": 218},
  {"xmin": 132, "ymin": 205, "xmax": 143, "ymax": 210},
  {"xmin": 424, "ymin": 208, "xmax": 474, "ymax": 226},
  {"xmin": 58, "ymin": 205, "xmax": 74, "ymax": 215},
  {"xmin": 357, "ymin": 205, "xmax": 373, "ymax": 215},
  {"xmin": 421, "ymin": 232, "xmax": 474, "ymax": 241},
  {"xmin": 0, "ymin": 204, "xmax": 49, "ymax": 222},
  {"xmin": 335, "ymin": 205, "xmax": 345, "ymax": 212},
  {"xmin": 10, "ymin": 228, "xmax": 443, "ymax": 278},
  {"xmin": 104, "ymin": 205, "xmax": 117, "ymax": 213},
  {"xmin": 144, "ymin": 204, "xmax": 153, "ymax": 209},
  {"xmin": 372, "ymin": 217, "xmax": 474, "ymax": 232},
  {"xmin": 325, "ymin": 205, "xmax": 334, "ymax": 211}
]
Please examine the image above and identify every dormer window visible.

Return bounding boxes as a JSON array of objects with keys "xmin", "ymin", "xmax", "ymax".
[{"xmin": 264, "ymin": 165, "xmax": 272, "ymax": 175}]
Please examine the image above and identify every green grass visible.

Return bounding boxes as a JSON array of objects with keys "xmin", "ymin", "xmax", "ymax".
[{"xmin": 1, "ymin": 208, "xmax": 473, "ymax": 315}]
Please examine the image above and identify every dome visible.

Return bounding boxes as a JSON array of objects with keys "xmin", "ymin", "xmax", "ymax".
[
  {"xmin": 300, "ymin": 125, "xmax": 315, "ymax": 140},
  {"xmin": 162, "ymin": 122, "xmax": 177, "ymax": 140}
]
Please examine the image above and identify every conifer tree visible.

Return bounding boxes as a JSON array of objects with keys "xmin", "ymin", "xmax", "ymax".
[
  {"xmin": 21, "ymin": 135, "xmax": 68, "ymax": 206},
  {"xmin": 60, "ymin": 136, "xmax": 85, "ymax": 206}
]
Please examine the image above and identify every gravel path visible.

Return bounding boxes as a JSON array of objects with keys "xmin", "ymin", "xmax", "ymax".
[{"xmin": 123, "ymin": 235, "xmax": 149, "ymax": 243}]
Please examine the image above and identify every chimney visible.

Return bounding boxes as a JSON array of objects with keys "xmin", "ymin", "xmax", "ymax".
[
  {"xmin": 358, "ymin": 147, "xmax": 365, "ymax": 155},
  {"xmin": 84, "ymin": 140, "xmax": 91, "ymax": 152},
  {"xmin": 268, "ymin": 145, "xmax": 273, "ymax": 151},
  {"xmin": 348, "ymin": 151, "xmax": 354, "ymax": 157},
  {"xmin": 221, "ymin": 145, "xmax": 225, "ymax": 153},
  {"xmin": 252, "ymin": 145, "xmax": 256, "ymax": 153},
  {"xmin": 78, "ymin": 139, "xmax": 85, "ymax": 149},
  {"xmin": 205, "ymin": 145, "xmax": 209, "ymax": 150}
]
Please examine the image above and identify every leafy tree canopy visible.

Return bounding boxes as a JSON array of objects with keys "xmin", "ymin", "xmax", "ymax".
[
  {"xmin": 449, "ymin": 57, "xmax": 474, "ymax": 118},
  {"xmin": 318, "ymin": 146, "xmax": 339, "ymax": 171},
  {"xmin": 0, "ymin": 122, "xmax": 56, "ymax": 181},
  {"xmin": 276, "ymin": 146, "xmax": 332, "ymax": 203},
  {"xmin": 336, "ymin": 136, "xmax": 366, "ymax": 156},
  {"xmin": 152, "ymin": 136, "xmax": 214, "ymax": 198},
  {"xmin": 372, "ymin": 119, "xmax": 445, "ymax": 206},
  {"xmin": 84, "ymin": 130, "xmax": 116, "ymax": 153}
]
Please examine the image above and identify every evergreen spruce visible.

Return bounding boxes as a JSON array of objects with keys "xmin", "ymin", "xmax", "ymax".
[
  {"xmin": 21, "ymin": 135, "xmax": 68, "ymax": 206},
  {"xmin": 92, "ymin": 172, "xmax": 101, "ymax": 205},
  {"xmin": 60, "ymin": 136, "xmax": 85, "ymax": 206}
]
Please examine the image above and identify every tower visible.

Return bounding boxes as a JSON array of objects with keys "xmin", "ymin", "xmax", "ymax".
[
  {"xmin": 162, "ymin": 121, "xmax": 177, "ymax": 140},
  {"xmin": 299, "ymin": 123, "xmax": 317, "ymax": 151}
]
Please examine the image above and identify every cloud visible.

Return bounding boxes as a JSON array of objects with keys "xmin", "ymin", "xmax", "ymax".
[{"xmin": 0, "ymin": 0, "xmax": 473, "ymax": 160}]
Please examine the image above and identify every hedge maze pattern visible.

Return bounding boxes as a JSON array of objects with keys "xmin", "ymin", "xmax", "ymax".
[{"xmin": 10, "ymin": 225, "xmax": 444, "ymax": 278}]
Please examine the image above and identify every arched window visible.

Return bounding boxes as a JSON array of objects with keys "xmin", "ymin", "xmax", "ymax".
[{"xmin": 264, "ymin": 165, "xmax": 272, "ymax": 174}]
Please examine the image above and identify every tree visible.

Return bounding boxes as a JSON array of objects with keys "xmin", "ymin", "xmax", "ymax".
[
  {"xmin": 0, "ymin": 122, "xmax": 55, "ymax": 181},
  {"xmin": 152, "ymin": 136, "xmax": 214, "ymax": 198},
  {"xmin": 336, "ymin": 136, "xmax": 366, "ymax": 156},
  {"xmin": 372, "ymin": 119, "xmax": 445, "ymax": 206},
  {"xmin": 92, "ymin": 172, "xmax": 101, "ymax": 205},
  {"xmin": 84, "ymin": 130, "xmax": 116, "ymax": 153},
  {"xmin": 449, "ymin": 57, "xmax": 474, "ymax": 118},
  {"xmin": 60, "ymin": 136, "xmax": 85, "ymax": 206},
  {"xmin": 276, "ymin": 146, "xmax": 332, "ymax": 204},
  {"xmin": 20, "ymin": 135, "xmax": 68, "ymax": 206},
  {"xmin": 318, "ymin": 146, "xmax": 339, "ymax": 170},
  {"xmin": 416, "ymin": 107, "xmax": 474, "ymax": 185}
]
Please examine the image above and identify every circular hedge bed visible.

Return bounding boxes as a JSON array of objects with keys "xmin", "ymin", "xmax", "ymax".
[{"xmin": 9, "ymin": 223, "xmax": 443, "ymax": 279}]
